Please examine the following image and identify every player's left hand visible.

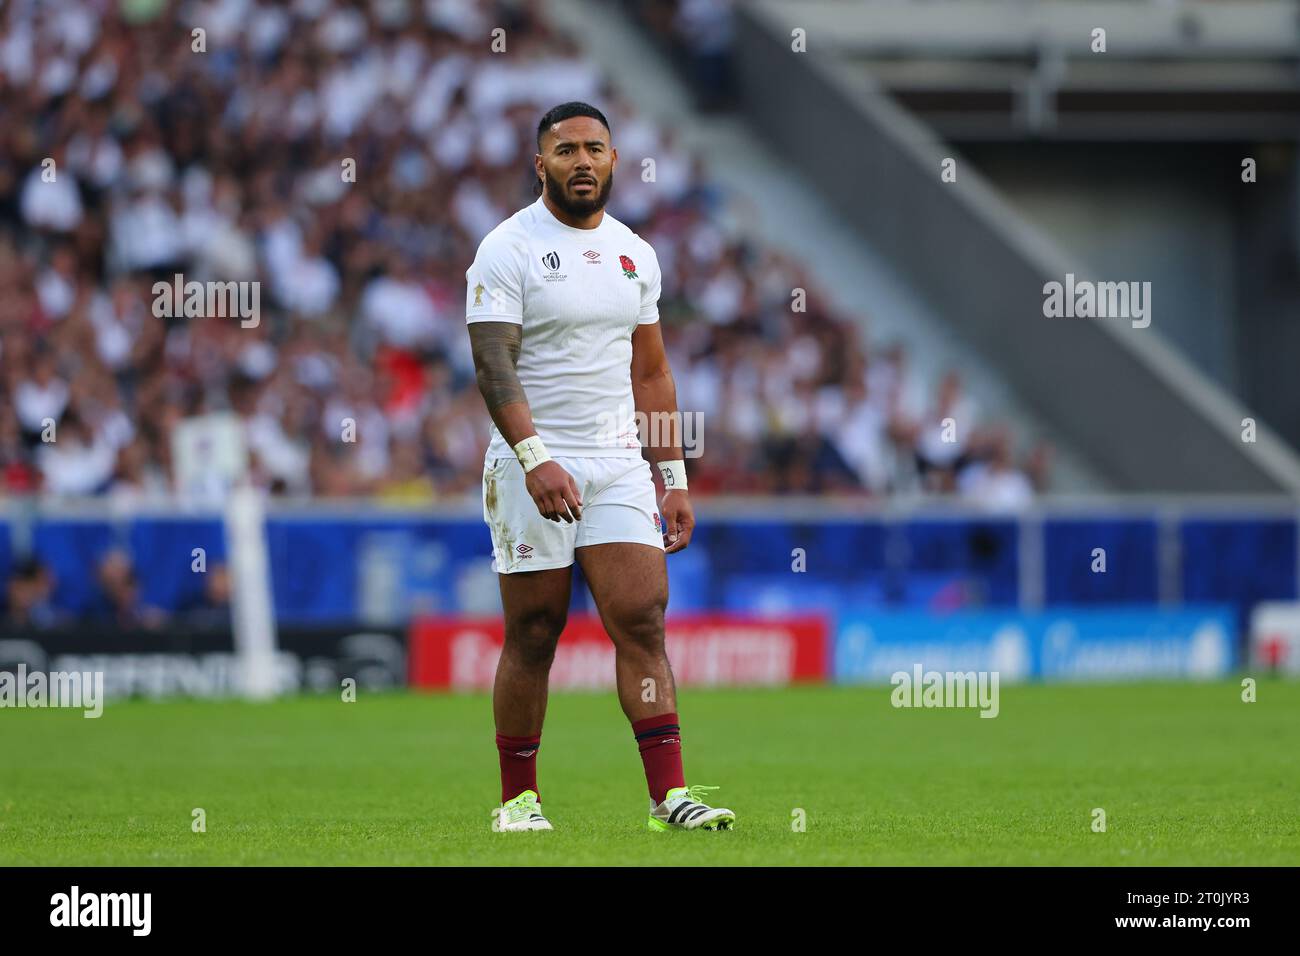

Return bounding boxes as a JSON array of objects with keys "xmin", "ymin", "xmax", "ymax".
[{"xmin": 659, "ymin": 489, "xmax": 694, "ymax": 553}]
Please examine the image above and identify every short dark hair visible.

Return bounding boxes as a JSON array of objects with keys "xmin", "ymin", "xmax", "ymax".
[{"xmin": 536, "ymin": 101, "xmax": 611, "ymax": 153}]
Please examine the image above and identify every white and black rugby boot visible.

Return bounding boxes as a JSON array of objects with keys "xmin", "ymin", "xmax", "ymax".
[
  {"xmin": 491, "ymin": 790, "xmax": 553, "ymax": 831},
  {"xmin": 647, "ymin": 785, "xmax": 735, "ymax": 831}
]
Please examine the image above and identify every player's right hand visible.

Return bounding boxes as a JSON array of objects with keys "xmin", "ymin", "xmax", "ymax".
[{"xmin": 526, "ymin": 461, "xmax": 583, "ymax": 522}]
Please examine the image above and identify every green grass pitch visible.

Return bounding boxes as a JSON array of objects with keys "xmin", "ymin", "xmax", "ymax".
[{"xmin": 1, "ymin": 681, "xmax": 1297, "ymax": 865}]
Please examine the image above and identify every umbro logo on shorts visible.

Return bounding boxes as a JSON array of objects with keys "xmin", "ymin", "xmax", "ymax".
[{"xmin": 515, "ymin": 543, "xmax": 533, "ymax": 558}]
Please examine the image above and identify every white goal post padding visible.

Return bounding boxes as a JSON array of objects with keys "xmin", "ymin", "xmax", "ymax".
[{"xmin": 226, "ymin": 485, "xmax": 279, "ymax": 700}]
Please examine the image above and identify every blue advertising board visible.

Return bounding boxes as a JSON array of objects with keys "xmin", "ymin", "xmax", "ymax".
[{"xmin": 833, "ymin": 607, "xmax": 1236, "ymax": 683}]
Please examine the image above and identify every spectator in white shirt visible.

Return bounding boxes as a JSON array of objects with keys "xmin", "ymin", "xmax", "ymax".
[
  {"xmin": 13, "ymin": 351, "xmax": 69, "ymax": 438},
  {"xmin": 19, "ymin": 148, "xmax": 83, "ymax": 233}
]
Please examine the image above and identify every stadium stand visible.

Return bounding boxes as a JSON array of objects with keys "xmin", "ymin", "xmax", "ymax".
[{"xmin": 2, "ymin": 0, "xmax": 1049, "ymax": 505}]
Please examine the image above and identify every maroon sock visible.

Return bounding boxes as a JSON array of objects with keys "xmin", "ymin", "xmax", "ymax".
[
  {"xmin": 496, "ymin": 732, "xmax": 541, "ymax": 802},
  {"xmin": 631, "ymin": 712, "xmax": 685, "ymax": 804}
]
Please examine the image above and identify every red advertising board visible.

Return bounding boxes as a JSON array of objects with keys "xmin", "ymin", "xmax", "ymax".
[{"xmin": 409, "ymin": 614, "xmax": 828, "ymax": 690}]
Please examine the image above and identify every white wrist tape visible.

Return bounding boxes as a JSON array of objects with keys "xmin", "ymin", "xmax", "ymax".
[
  {"xmin": 513, "ymin": 435, "xmax": 551, "ymax": 473},
  {"xmin": 657, "ymin": 460, "xmax": 688, "ymax": 490}
]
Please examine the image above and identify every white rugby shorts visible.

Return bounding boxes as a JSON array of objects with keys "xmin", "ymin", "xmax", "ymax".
[{"xmin": 482, "ymin": 455, "xmax": 666, "ymax": 573}]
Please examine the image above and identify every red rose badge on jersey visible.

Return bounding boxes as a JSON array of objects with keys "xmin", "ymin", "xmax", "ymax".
[{"xmin": 619, "ymin": 255, "xmax": 637, "ymax": 279}]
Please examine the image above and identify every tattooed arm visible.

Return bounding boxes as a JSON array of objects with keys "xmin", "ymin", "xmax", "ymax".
[
  {"xmin": 467, "ymin": 321, "xmax": 532, "ymax": 446},
  {"xmin": 468, "ymin": 321, "xmax": 582, "ymax": 522}
]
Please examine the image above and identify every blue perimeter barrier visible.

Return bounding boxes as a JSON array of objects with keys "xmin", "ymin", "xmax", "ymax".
[{"xmin": 0, "ymin": 509, "xmax": 1293, "ymax": 631}]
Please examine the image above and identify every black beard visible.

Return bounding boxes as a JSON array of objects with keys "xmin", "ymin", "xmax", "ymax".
[{"xmin": 545, "ymin": 171, "xmax": 613, "ymax": 218}]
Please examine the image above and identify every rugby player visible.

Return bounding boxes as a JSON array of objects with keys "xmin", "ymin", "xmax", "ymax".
[{"xmin": 465, "ymin": 101, "xmax": 734, "ymax": 833}]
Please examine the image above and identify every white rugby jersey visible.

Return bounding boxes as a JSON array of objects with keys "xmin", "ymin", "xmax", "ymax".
[{"xmin": 465, "ymin": 195, "xmax": 662, "ymax": 460}]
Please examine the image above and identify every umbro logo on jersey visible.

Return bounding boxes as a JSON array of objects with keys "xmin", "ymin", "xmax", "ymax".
[
  {"xmin": 583, "ymin": 249, "xmax": 601, "ymax": 263},
  {"xmin": 515, "ymin": 543, "xmax": 534, "ymax": 557}
]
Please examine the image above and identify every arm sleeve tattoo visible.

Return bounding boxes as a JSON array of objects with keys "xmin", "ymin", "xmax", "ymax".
[{"xmin": 468, "ymin": 321, "xmax": 526, "ymax": 411}]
